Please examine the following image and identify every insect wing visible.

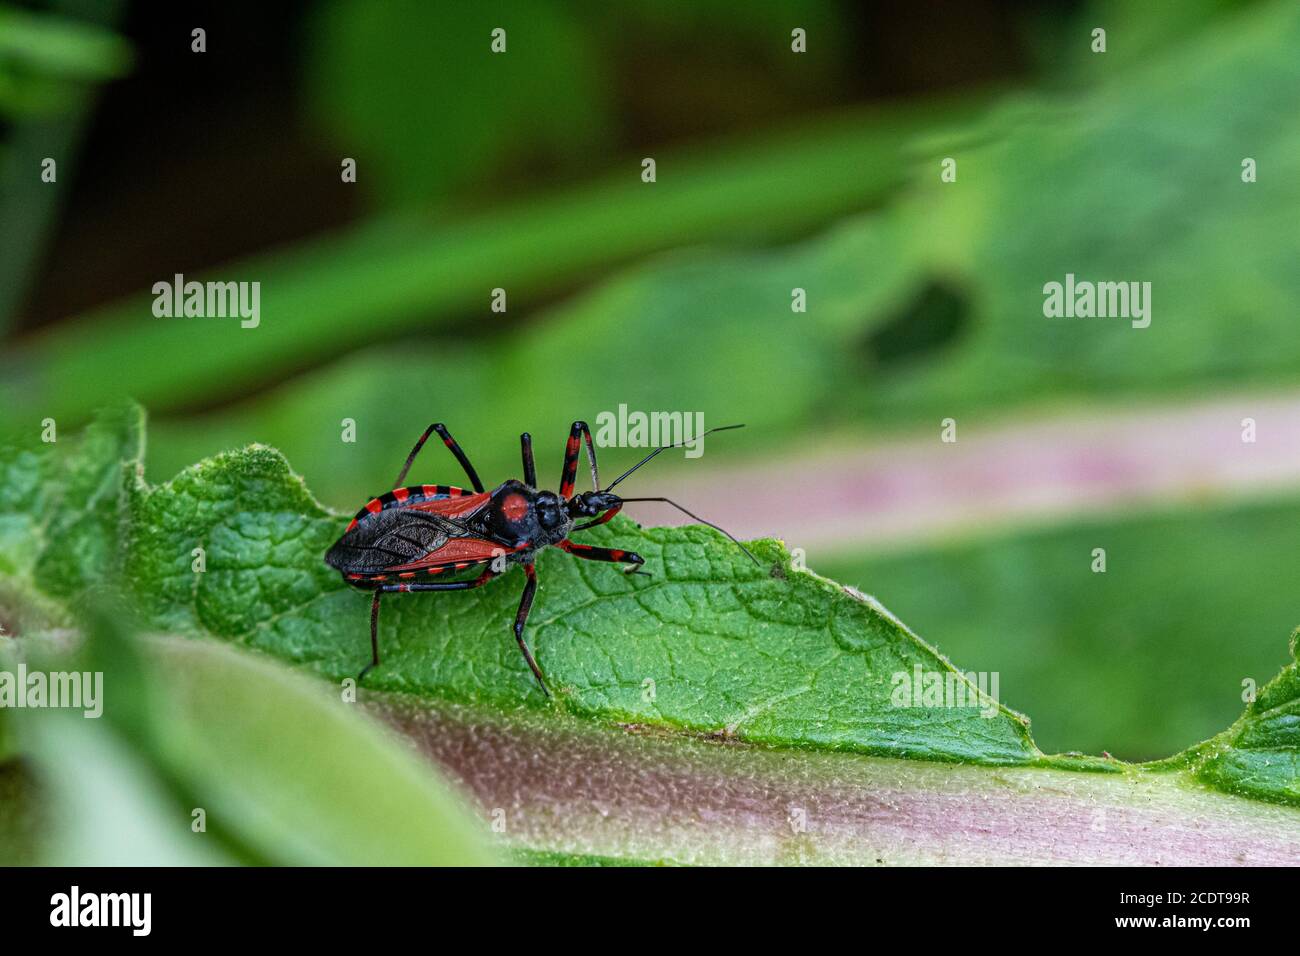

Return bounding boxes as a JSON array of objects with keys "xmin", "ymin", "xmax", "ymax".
[
  {"xmin": 326, "ymin": 507, "xmax": 483, "ymax": 575},
  {"xmin": 405, "ymin": 489, "xmax": 491, "ymax": 518},
  {"xmin": 385, "ymin": 535, "xmax": 510, "ymax": 572}
]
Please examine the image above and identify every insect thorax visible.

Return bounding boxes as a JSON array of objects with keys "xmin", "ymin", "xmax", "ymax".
[{"xmin": 485, "ymin": 482, "xmax": 571, "ymax": 548}]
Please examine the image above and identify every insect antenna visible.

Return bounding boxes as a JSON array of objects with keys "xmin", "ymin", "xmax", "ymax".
[
  {"xmin": 619, "ymin": 496, "xmax": 761, "ymax": 568},
  {"xmin": 602, "ymin": 424, "xmax": 745, "ymax": 492}
]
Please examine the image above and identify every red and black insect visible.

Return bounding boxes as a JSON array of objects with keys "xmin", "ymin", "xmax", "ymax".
[{"xmin": 325, "ymin": 420, "xmax": 756, "ymax": 695}]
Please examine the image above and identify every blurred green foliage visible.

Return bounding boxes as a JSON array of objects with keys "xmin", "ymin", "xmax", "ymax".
[
  {"xmin": 307, "ymin": 0, "xmax": 613, "ymax": 208},
  {"xmin": 0, "ymin": 1, "xmax": 130, "ymax": 335},
  {"xmin": 1033, "ymin": 0, "xmax": 1260, "ymax": 82},
  {"xmin": 0, "ymin": 93, "xmax": 979, "ymax": 431},
  {"xmin": 0, "ymin": 3, "xmax": 130, "ymax": 117},
  {"xmin": 0, "ymin": 763, "xmax": 39, "ymax": 864},
  {"xmin": 1, "ymin": 601, "xmax": 499, "ymax": 865},
  {"xmin": 5, "ymin": 0, "xmax": 1300, "ymax": 774},
  {"xmin": 819, "ymin": 496, "xmax": 1300, "ymax": 760},
  {"xmin": 118, "ymin": 0, "xmax": 1300, "ymax": 502},
  {"xmin": 304, "ymin": 0, "xmax": 847, "ymax": 207}
]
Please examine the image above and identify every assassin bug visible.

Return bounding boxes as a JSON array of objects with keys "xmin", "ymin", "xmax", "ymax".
[{"xmin": 325, "ymin": 421, "xmax": 758, "ymax": 695}]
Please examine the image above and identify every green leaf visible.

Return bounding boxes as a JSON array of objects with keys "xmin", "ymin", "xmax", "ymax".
[
  {"xmin": 0, "ymin": 403, "xmax": 140, "ymax": 590},
  {"xmin": 7, "ymin": 406, "xmax": 1043, "ymax": 766},
  {"xmin": 0, "ymin": 404, "xmax": 144, "ymax": 762},
  {"xmin": 1186, "ymin": 630, "xmax": 1300, "ymax": 806},
  {"xmin": 114, "ymin": 441, "xmax": 1039, "ymax": 766}
]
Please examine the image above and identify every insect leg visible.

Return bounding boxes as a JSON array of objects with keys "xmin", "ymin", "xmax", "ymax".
[
  {"xmin": 558, "ymin": 539, "xmax": 644, "ymax": 566},
  {"xmin": 357, "ymin": 566, "xmax": 498, "ymax": 681},
  {"xmin": 394, "ymin": 423, "xmax": 485, "ymax": 492},
  {"xmin": 571, "ymin": 503, "xmax": 621, "ymax": 532},
  {"xmin": 393, "ymin": 424, "xmax": 436, "ymax": 487},
  {"xmin": 520, "ymin": 432, "xmax": 537, "ymax": 487},
  {"xmin": 558, "ymin": 421, "xmax": 600, "ymax": 498},
  {"xmin": 378, "ymin": 565, "xmax": 497, "ymax": 593},
  {"xmin": 357, "ymin": 590, "xmax": 383, "ymax": 682},
  {"xmin": 514, "ymin": 563, "xmax": 548, "ymax": 696}
]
